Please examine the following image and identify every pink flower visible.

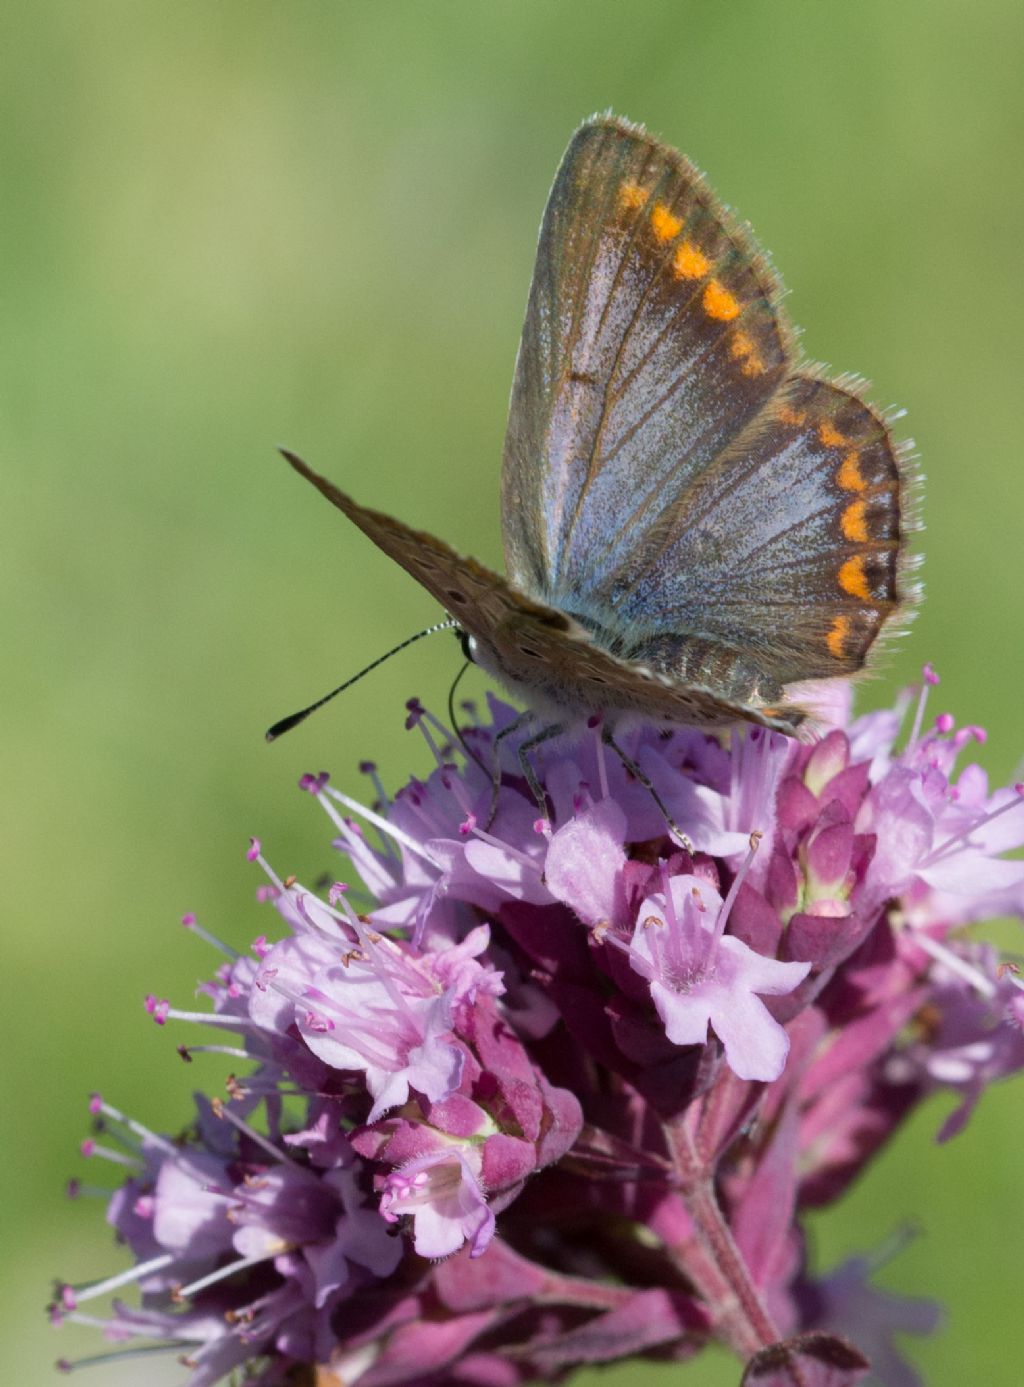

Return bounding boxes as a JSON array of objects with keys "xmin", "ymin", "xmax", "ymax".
[
  {"xmin": 57, "ymin": 676, "xmax": 1023, "ymax": 1387},
  {"xmin": 380, "ymin": 1145, "xmax": 494, "ymax": 1259},
  {"xmin": 629, "ymin": 874, "xmax": 810, "ymax": 1081}
]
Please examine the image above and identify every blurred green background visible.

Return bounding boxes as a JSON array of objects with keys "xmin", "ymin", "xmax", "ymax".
[{"xmin": 4, "ymin": 3, "xmax": 1021, "ymax": 1383}]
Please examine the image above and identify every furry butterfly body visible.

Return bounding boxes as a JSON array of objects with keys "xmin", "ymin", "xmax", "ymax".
[{"xmin": 283, "ymin": 116, "xmax": 915, "ymax": 735}]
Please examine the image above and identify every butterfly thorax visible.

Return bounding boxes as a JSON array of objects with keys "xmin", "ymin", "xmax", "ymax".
[{"xmin": 463, "ymin": 605, "xmax": 792, "ymax": 732}]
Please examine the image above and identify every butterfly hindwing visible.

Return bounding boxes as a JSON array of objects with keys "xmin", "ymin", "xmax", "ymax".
[{"xmin": 613, "ymin": 375, "xmax": 910, "ymax": 683}]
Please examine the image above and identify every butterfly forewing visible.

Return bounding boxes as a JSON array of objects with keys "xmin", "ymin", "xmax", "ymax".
[
  {"xmin": 278, "ymin": 451, "xmax": 544, "ymax": 642},
  {"xmin": 502, "ymin": 116, "xmax": 792, "ymax": 611}
]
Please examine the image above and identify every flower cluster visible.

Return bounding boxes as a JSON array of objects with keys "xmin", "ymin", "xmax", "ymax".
[{"xmin": 54, "ymin": 673, "xmax": 1024, "ymax": 1386}]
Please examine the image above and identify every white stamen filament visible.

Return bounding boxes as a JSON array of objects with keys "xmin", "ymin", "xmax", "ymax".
[
  {"xmin": 70, "ymin": 1253, "xmax": 175, "ymax": 1305},
  {"xmin": 713, "ymin": 833, "xmax": 761, "ymax": 947},
  {"xmin": 919, "ymin": 792, "xmax": 1024, "ymax": 867},
  {"xmin": 912, "ymin": 932, "xmax": 996, "ymax": 997},
  {"xmin": 91, "ymin": 1099, "xmax": 180, "ymax": 1159},
  {"xmin": 324, "ymin": 786, "xmax": 444, "ymax": 868},
  {"xmin": 177, "ymin": 1251, "xmax": 276, "ymax": 1300}
]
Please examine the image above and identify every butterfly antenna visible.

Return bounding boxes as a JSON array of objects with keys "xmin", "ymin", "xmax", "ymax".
[
  {"xmin": 266, "ymin": 620, "xmax": 458, "ymax": 742},
  {"xmin": 446, "ymin": 660, "xmax": 491, "ymax": 780}
]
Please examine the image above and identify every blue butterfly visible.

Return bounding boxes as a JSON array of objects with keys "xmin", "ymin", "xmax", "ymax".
[{"xmin": 280, "ymin": 115, "xmax": 915, "ymax": 738}]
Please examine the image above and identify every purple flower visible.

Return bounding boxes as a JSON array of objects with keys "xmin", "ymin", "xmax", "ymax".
[
  {"xmin": 799, "ymin": 1240, "xmax": 943, "ymax": 1387},
  {"xmin": 629, "ymin": 873, "xmax": 811, "ymax": 1081},
  {"xmin": 380, "ymin": 1144, "xmax": 494, "ymax": 1259},
  {"xmin": 54, "ymin": 1093, "xmax": 404, "ymax": 1384},
  {"xmin": 57, "ymin": 674, "xmax": 1023, "ymax": 1386}
]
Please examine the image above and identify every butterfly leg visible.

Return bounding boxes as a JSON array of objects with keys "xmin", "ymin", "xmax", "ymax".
[
  {"xmin": 516, "ymin": 722, "xmax": 565, "ymax": 823},
  {"xmin": 486, "ymin": 709, "xmax": 536, "ymax": 828},
  {"xmin": 602, "ymin": 729, "xmax": 695, "ymax": 853}
]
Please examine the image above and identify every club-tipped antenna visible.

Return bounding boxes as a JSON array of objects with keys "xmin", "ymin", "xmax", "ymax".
[{"xmin": 266, "ymin": 619, "xmax": 458, "ymax": 742}]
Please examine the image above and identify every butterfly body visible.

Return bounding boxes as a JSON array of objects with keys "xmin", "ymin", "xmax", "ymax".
[{"xmin": 283, "ymin": 116, "xmax": 916, "ymax": 737}]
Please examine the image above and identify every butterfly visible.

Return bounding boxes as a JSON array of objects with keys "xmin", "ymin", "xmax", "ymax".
[{"xmin": 279, "ymin": 115, "xmax": 915, "ymax": 739}]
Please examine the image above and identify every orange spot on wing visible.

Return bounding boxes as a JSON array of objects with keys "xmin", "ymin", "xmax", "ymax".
[
  {"xmin": 703, "ymin": 279, "xmax": 741, "ymax": 321},
  {"xmin": 818, "ymin": 422, "xmax": 847, "ymax": 448},
  {"xmin": 650, "ymin": 202, "xmax": 684, "ymax": 241},
  {"xmin": 729, "ymin": 330, "xmax": 765, "ymax": 377},
  {"xmin": 619, "ymin": 181, "xmax": 649, "ymax": 210},
  {"xmin": 837, "ymin": 450, "xmax": 867, "ymax": 492},
  {"xmin": 841, "ymin": 499, "xmax": 869, "ymax": 543},
  {"xmin": 673, "ymin": 240, "xmax": 710, "ymax": 279},
  {"xmin": 826, "ymin": 615, "xmax": 851, "ymax": 659},
  {"xmin": 778, "ymin": 405, "xmax": 807, "ymax": 427},
  {"xmin": 838, "ymin": 554, "xmax": 871, "ymax": 599}
]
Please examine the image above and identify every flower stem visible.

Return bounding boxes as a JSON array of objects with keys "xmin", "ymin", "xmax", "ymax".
[{"xmin": 664, "ymin": 1115, "xmax": 778, "ymax": 1357}]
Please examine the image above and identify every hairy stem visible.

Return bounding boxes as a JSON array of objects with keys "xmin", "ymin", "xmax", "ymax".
[{"xmin": 665, "ymin": 1114, "xmax": 778, "ymax": 1358}]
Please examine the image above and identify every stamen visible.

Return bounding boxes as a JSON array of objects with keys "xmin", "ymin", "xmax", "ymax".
[
  {"xmin": 78, "ymin": 1140, "xmax": 142, "ymax": 1171},
  {"xmin": 87, "ymin": 1098, "xmax": 180, "ymax": 1159},
  {"xmin": 589, "ymin": 714, "xmax": 610, "ymax": 801},
  {"xmin": 414, "ymin": 703, "xmax": 461, "ymax": 760},
  {"xmin": 323, "ymin": 786, "xmax": 444, "ymax": 869},
  {"xmin": 180, "ymin": 914, "xmax": 238, "ymax": 959},
  {"xmin": 62, "ymin": 1253, "xmax": 175, "ymax": 1307},
  {"xmin": 148, "ymin": 1003, "xmax": 265, "ymax": 1032},
  {"xmin": 920, "ymin": 785, "xmax": 1024, "ymax": 867},
  {"xmin": 177, "ymin": 1252, "xmax": 275, "ymax": 1301},
  {"xmin": 911, "ymin": 933, "xmax": 996, "ymax": 997},
  {"xmin": 64, "ymin": 1179, "xmax": 110, "ymax": 1201},
  {"xmin": 211, "ymin": 1101, "xmax": 310, "ymax": 1170},
  {"xmin": 56, "ymin": 1342, "xmax": 190, "ymax": 1373},
  {"xmin": 464, "ymin": 822, "xmax": 543, "ymax": 870},
  {"xmin": 713, "ymin": 831, "xmax": 762, "ymax": 946},
  {"xmin": 358, "ymin": 761, "xmax": 399, "ymax": 860},
  {"xmin": 245, "ymin": 840, "xmax": 288, "ymax": 893},
  {"xmin": 176, "ymin": 1043, "xmax": 252, "ymax": 1062},
  {"xmin": 906, "ymin": 663, "xmax": 940, "ymax": 751}
]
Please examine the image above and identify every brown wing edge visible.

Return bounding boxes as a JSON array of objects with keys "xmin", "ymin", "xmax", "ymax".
[{"xmin": 787, "ymin": 364, "xmax": 923, "ymax": 682}]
